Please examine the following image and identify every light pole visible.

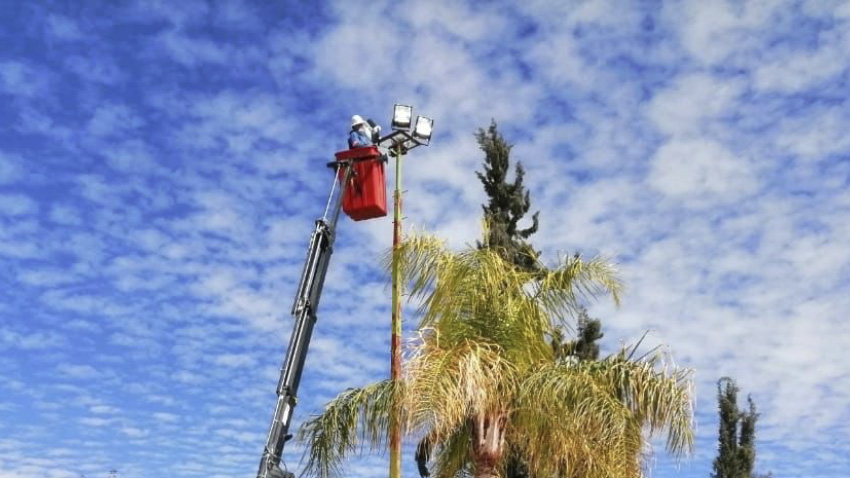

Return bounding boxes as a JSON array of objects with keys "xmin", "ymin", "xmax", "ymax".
[{"xmin": 377, "ymin": 104, "xmax": 433, "ymax": 478}]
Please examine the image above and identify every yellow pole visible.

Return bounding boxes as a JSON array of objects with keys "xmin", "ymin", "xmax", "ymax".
[{"xmin": 390, "ymin": 142, "xmax": 404, "ymax": 478}]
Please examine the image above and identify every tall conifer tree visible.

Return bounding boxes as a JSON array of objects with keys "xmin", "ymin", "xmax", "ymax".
[
  {"xmin": 474, "ymin": 121, "xmax": 540, "ymax": 271},
  {"xmin": 712, "ymin": 377, "xmax": 759, "ymax": 478},
  {"xmin": 713, "ymin": 378, "xmax": 741, "ymax": 478}
]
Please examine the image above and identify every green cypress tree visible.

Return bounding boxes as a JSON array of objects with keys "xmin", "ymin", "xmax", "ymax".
[
  {"xmin": 474, "ymin": 121, "xmax": 540, "ymax": 271},
  {"xmin": 712, "ymin": 378, "xmax": 741, "ymax": 478},
  {"xmin": 472, "ymin": 122, "xmax": 605, "ymax": 364},
  {"xmin": 712, "ymin": 377, "xmax": 760, "ymax": 478}
]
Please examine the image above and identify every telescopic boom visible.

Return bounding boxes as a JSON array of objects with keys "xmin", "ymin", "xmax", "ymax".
[{"xmin": 256, "ymin": 161, "xmax": 354, "ymax": 478}]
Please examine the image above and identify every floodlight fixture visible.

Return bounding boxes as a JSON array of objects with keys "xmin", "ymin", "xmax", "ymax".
[
  {"xmin": 412, "ymin": 116, "xmax": 433, "ymax": 143},
  {"xmin": 391, "ymin": 104, "xmax": 413, "ymax": 130},
  {"xmin": 379, "ymin": 105, "xmax": 434, "ymax": 154}
]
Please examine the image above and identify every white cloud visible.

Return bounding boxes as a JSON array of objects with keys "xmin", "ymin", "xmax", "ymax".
[
  {"xmin": 120, "ymin": 426, "xmax": 148, "ymax": 438},
  {"xmin": 0, "ymin": 152, "xmax": 21, "ymax": 184},
  {"xmin": 648, "ymin": 138, "xmax": 758, "ymax": 201},
  {"xmin": 103, "ymin": 139, "xmax": 164, "ymax": 174},
  {"xmin": 213, "ymin": 353, "xmax": 257, "ymax": 368},
  {"xmin": 0, "ymin": 194, "xmax": 38, "ymax": 216},
  {"xmin": 87, "ymin": 104, "xmax": 145, "ymax": 138},
  {"xmin": 754, "ymin": 44, "xmax": 847, "ymax": 93},
  {"xmin": 157, "ymin": 30, "xmax": 229, "ymax": 66},
  {"xmin": 63, "ymin": 319, "xmax": 103, "ymax": 333},
  {"xmin": 0, "ymin": 328, "xmax": 64, "ymax": 350},
  {"xmin": 648, "ymin": 73, "xmax": 744, "ymax": 137},
  {"xmin": 18, "ymin": 269, "xmax": 77, "ymax": 289},
  {"xmin": 775, "ymin": 107, "xmax": 850, "ymax": 162},
  {"xmin": 665, "ymin": 1, "xmax": 780, "ymax": 66},
  {"xmin": 131, "ymin": 0, "xmax": 212, "ymax": 29},
  {"xmin": 89, "ymin": 405, "xmax": 120, "ymax": 414},
  {"xmin": 153, "ymin": 412, "xmax": 180, "ymax": 423},
  {"xmin": 400, "ymin": 0, "xmax": 510, "ymax": 42},
  {"xmin": 309, "ymin": 14, "xmax": 405, "ymax": 91},
  {"xmin": 172, "ymin": 370, "xmax": 206, "ymax": 385},
  {"xmin": 46, "ymin": 14, "xmax": 83, "ymax": 41},
  {"xmin": 0, "ymin": 61, "xmax": 50, "ymax": 98},
  {"xmin": 65, "ymin": 54, "xmax": 124, "ymax": 84},
  {"xmin": 213, "ymin": 0, "xmax": 261, "ymax": 30},
  {"xmin": 49, "ymin": 204, "xmax": 82, "ymax": 225},
  {"xmin": 56, "ymin": 364, "xmax": 100, "ymax": 379},
  {"xmin": 79, "ymin": 417, "xmax": 113, "ymax": 427},
  {"xmin": 15, "ymin": 105, "xmax": 74, "ymax": 143}
]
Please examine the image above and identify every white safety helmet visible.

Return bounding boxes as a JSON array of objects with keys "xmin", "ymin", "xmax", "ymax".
[{"xmin": 351, "ymin": 115, "xmax": 367, "ymax": 128}]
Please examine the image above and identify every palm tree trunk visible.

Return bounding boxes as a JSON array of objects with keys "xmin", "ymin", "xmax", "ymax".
[{"xmin": 471, "ymin": 413, "xmax": 508, "ymax": 478}]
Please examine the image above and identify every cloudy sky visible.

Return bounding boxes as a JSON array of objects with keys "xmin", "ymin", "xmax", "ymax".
[{"xmin": 2, "ymin": 1, "xmax": 849, "ymax": 477}]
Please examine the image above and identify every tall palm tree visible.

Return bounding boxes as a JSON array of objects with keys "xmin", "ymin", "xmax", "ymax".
[{"xmin": 298, "ymin": 234, "xmax": 693, "ymax": 478}]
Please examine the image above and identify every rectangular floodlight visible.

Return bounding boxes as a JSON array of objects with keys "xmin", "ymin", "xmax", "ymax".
[
  {"xmin": 391, "ymin": 104, "xmax": 413, "ymax": 130},
  {"xmin": 413, "ymin": 116, "xmax": 433, "ymax": 141}
]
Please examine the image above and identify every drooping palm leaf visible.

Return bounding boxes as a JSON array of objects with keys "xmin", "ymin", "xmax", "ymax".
[{"xmin": 298, "ymin": 380, "xmax": 395, "ymax": 478}]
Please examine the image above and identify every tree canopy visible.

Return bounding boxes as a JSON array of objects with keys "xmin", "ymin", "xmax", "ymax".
[
  {"xmin": 298, "ymin": 233, "xmax": 693, "ymax": 478},
  {"xmin": 475, "ymin": 121, "xmax": 540, "ymax": 272}
]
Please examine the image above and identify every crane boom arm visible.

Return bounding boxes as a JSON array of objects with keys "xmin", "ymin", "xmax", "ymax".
[{"xmin": 256, "ymin": 162, "xmax": 354, "ymax": 478}]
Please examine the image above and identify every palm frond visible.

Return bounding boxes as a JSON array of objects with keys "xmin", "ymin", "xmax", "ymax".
[
  {"xmin": 404, "ymin": 338, "xmax": 518, "ymax": 444},
  {"xmin": 297, "ymin": 380, "xmax": 395, "ymax": 478},
  {"xmin": 513, "ymin": 361, "xmax": 662, "ymax": 478},
  {"xmin": 430, "ymin": 424, "xmax": 473, "ymax": 478},
  {"xmin": 393, "ymin": 233, "xmax": 622, "ymax": 353},
  {"xmin": 384, "ymin": 233, "xmax": 451, "ymax": 304},
  {"xmin": 534, "ymin": 255, "xmax": 623, "ymax": 322},
  {"xmin": 589, "ymin": 351, "xmax": 694, "ymax": 457},
  {"xmin": 516, "ymin": 361, "xmax": 634, "ymax": 444}
]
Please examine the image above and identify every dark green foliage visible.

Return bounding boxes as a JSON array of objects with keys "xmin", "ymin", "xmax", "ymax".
[
  {"xmin": 712, "ymin": 378, "xmax": 740, "ymax": 478},
  {"xmin": 551, "ymin": 307, "xmax": 604, "ymax": 362},
  {"xmin": 475, "ymin": 121, "xmax": 540, "ymax": 272},
  {"xmin": 711, "ymin": 377, "xmax": 760, "ymax": 478},
  {"xmin": 738, "ymin": 396, "xmax": 758, "ymax": 476},
  {"xmin": 504, "ymin": 449, "xmax": 530, "ymax": 478}
]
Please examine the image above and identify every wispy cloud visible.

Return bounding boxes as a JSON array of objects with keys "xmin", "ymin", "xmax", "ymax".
[{"xmin": 1, "ymin": 1, "xmax": 848, "ymax": 478}]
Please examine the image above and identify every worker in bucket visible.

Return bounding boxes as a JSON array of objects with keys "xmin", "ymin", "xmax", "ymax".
[{"xmin": 348, "ymin": 115, "xmax": 382, "ymax": 148}]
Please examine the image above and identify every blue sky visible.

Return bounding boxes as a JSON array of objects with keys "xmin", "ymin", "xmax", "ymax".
[{"xmin": 2, "ymin": 1, "xmax": 849, "ymax": 477}]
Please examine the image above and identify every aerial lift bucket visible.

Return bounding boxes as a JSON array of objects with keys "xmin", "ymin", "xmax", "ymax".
[{"xmin": 334, "ymin": 146, "xmax": 387, "ymax": 221}]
